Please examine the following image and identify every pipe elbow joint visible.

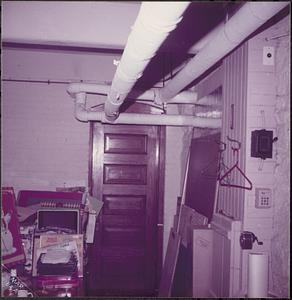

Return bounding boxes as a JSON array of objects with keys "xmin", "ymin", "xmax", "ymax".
[
  {"xmin": 75, "ymin": 115, "xmax": 89, "ymax": 122},
  {"xmin": 104, "ymin": 111, "xmax": 119, "ymax": 123},
  {"xmin": 74, "ymin": 102, "xmax": 89, "ymax": 122},
  {"xmin": 67, "ymin": 83, "xmax": 80, "ymax": 98}
]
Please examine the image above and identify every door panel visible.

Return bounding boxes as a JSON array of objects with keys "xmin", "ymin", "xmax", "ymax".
[
  {"xmin": 103, "ymin": 164, "xmax": 147, "ymax": 184},
  {"xmin": 103, "ymin": 195, "xmax": 145, "ymax": 215},
  {"xmin": 104, "ymin": 133, "xmax": 148, "ymax": 154},
  {"xmin": 88, "ymin": 123, "xmax": 164, "ymax": 296}
]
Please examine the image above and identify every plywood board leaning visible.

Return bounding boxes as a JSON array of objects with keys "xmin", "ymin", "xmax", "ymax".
[{"xmin": 158, "ymin": 228, "xmax": 181, "ymax": 297}]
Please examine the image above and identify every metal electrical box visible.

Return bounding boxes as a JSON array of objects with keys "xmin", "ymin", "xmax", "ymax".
[{"xmin": 251, "ymin": 129, "xmax": 273, "ymax": 159}]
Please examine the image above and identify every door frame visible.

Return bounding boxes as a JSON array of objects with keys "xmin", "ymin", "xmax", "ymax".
[
  {"xmin": 156, "ymin": 125, "xmax": 166, "ymax": 290},
  {"xmin": 88, "ymin": 122, "xmax": 166, "ymax": 293}
]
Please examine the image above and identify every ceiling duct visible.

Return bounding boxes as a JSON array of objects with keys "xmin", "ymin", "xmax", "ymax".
[
  {"xmin": 103, "ymin": 1, "xmax": 191, "ymax": 121},
  {"xmin": 158, "ymin": 2, "xmax": 288, "ymax": 102}
]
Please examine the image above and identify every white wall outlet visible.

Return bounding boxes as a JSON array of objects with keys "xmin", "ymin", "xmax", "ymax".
[
  {"xmin": 263, "ymin": 46, "xmax": 275, "ymax": 66},
  {"xmin": 255, "ymin": 188, "xmax": 272, "ymax": 208}
]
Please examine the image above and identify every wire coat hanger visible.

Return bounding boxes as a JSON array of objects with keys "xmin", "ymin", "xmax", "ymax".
[{"xmin": 219, "ymin": 137, "xmax": 253, "ymax": 190}]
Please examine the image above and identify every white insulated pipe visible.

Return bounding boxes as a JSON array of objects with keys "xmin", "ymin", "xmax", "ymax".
[
  {"xmin": 74, "ymin": 92, "xmax": 221, "ymax": 128},
  {"xmin": 104, "ymin": 2, "xmax": 191, "ymax": 121},
  {"xmin": 160, "ymin": 24, "xmax": 225, "ymax": 86},
  {"xmin": 187, "ymin": 21, "xmax": 226, "ymax": 55},
  {"xmin": 67, "ymin": 82, "xmax": 219, "ymax": 106},
  {"xmin": 159, "ymin": 2, "xmax": 288, "ymax": 101},
  {"xmin": 67, "ymin": 82, "xmax": 198, "ymax": 103},
  {"xmin": 67, "ymin": 83, "xmax": 110, "ymax": 96},
  {"xmin": 160, "ymin": 16, "xmax": 231, "ymax": 83}
]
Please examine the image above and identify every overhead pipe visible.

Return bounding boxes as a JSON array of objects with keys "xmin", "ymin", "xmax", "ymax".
[
  {"xmin": 67, "ymin": 83, "xmax": 110, "ymax": 96},
  {"xmin": 103, "ymin": 2, "xmax": 191, "ymax": 121},
  {"xmin": 74, "ymin": 92, "xmax": 221, "ymax": 128},
  {"xmin": 67, "ymin": 82, "xmax": 198, "ymax": 103},
  {"xmin": 186, "ymin": 3, "xmax": 246, "ymax": 54},
  {"xmin": 158, "ymin": 2, "xmax": 288, "ymax": 102},
  {"xmin": 155, "ymin": 17, "xmax": 232, "ymax": 83},
  {"xmin": 160, "ymin": 24, "xmax": 225, "ymax": 86},
  {"xmin": 67, "ymin": 82, "xmax": 219, "ymax": 106},
  {"xmin": 187, "ymin": 22, "xmax": 225, "ymax": 54}
]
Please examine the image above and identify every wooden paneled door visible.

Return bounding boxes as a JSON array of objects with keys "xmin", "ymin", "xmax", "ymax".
[{"xmin": 87, "ymin": 122, "xmax": 165, "ymax": 297}]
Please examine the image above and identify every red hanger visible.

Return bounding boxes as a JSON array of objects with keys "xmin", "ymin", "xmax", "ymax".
[{"xmin": 219, "ymin": 137, "xmax": 253, "ymax": 190}]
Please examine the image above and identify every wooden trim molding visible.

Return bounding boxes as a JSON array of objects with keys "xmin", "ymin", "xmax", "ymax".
[{"xmin": 156, "ymin": 125, "xmax": 166, "ymax": 288}]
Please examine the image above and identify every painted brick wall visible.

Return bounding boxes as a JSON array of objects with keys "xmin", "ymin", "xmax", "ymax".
[
  {"xmin": 241, "ymin": 15, "xmax": 290, "ymax": 297},
  {"xmin": 271, "ymin": 16, "xmax": 290, "ymax": 298},
  {"xmin": 163, "ymin": 104, "xmax": 193, "ymax": 259},
  {"xmin": 2, "ymin": 48, "xmax": 120, "ymax": 196},
  {"xmin": 2, "ymin": 81, "xmax": 89, "ymax": 194},
  {"xmin": 2, "ymin": 48, "xmax": 119, "ymax": 84},
  {"xmin": 163, "ymin": 126, "xmax": 185, "ymax": 258}
]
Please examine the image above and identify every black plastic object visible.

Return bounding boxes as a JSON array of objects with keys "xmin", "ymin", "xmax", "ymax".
[
  {"xmin": 37, "ymin": 252, "xmax": 78, "ymax": 276},
  {"xmin": 240, "ymin": 231, "xmax": 263, "ymax": 250},
  {"xmin": 251, "ymin": 129, "xmax": 273, "ymax": 159}
]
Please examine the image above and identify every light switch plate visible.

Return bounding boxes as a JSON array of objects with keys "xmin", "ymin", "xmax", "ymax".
[{"xmin": 255, "ymin": 188, "xmax": 272, "ymax": 208}]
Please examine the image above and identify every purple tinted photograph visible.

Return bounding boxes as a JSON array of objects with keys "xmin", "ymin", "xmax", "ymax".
[{"xmin": 1, "ymin": 2, "xmax": 290, "ymax": 298}]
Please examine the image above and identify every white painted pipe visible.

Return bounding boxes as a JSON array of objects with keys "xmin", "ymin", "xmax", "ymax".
[
  {"xmin": 161, "ymin": 24, "xmax": 224, "ymax": 86},
  {"xmin": 67, "ymin": 82, "xmax": 216, "ymax": 105},
  {"xmin": 67, "ymin": 83, "xmax": 198, "ymax": 103},
  {"xmin": 159, "ymin": 2, "xmax": 288, "ymax": 101},
  {"xmin": 104, "ymin": 2, "xmax": 191, "ymax": 121},
  {"xmin": 67, "ymin": 83, "xmax": 110, "ymax": 96},
  {"xmin": 188, "ymin": 21, "xmax": 226, "ymax": 54},
  {"xmin": 75, "ymin": 92, "xmax": 221, "ymax": 128},
  {"xmin": 150, "ymin": 20, "xmax": 226, "ymax": 83}
]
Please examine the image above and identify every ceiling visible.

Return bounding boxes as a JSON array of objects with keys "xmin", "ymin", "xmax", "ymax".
[
  {"xmin": 2, "ymin": 2, "xmax": 241, "ymax": 54},
  {"xmin": 2, "ymin": 2, "xmax": 242, "ymax": 89}
]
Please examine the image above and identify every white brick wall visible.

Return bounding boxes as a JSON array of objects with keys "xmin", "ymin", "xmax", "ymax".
[
  {"xmin": 163, "ymin": 126, "xmax": 185, "ymax": 259},
  {"xmin": 2, "ymin": 81, "xmax": 89, "ymax": 195},
  {"xmin": 242, "ymin": 15, "xmax": 290, "ymax": 297},
  {"xmin": 2, "ymin": 47, "xmax": 119, "ymax": 195},
  {"xmin": 270, "ymin": 16, "xmax": 290, "ymax": 298},
  {"xmin": 2, "ymin": 48, "xmax": 119, "ymax": 84}
]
